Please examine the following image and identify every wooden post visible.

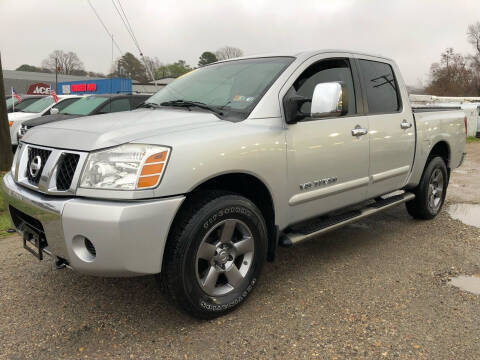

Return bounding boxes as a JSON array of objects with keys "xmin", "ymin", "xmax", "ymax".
[{"xmin": 0, "ymin": 51, "xmax": 13, "ymax": 171}]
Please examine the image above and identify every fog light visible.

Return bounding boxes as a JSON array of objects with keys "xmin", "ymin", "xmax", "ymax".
[
  {"xmin": 84, "ymin": 238, "xmax": 96, "ymax": 257},
  {"xmin": 72, "ymin": 235, "xmax": 96, "ymax": 262}
]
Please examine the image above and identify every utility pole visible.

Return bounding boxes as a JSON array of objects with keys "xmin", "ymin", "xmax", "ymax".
[
  {"xmin": 0, "ymin": 51, "xmax": 13, "ymax": 171},
  {"xmin": 55, "ymin": 57, "xmax": 58, "ymax": 92}
]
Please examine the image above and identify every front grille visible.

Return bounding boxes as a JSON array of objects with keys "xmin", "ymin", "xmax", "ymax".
[
  {"xmin": 14, "ymin": 144, "xmax": 86, "ymax": 195},
  {"xmin": 56, "ymin": 153, "xmax": 80, "ymax": 191},
  {"xmin": 26, "ymin": 147, "xmax": 51, "ymax": 184}
]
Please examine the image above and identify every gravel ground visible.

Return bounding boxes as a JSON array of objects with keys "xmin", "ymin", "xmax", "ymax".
[{"xmin": 1, "ymin": 144, "xmax": 480, "ymax": 360}]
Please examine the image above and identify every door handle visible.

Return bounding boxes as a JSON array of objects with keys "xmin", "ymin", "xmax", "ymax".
[
  {"xmin": 351, "ymin": 125, "xmax": 368, "ymax": 137},
  {"xmin": 401, "ymin": 120, "xmax": 413, "ymax": 129}
]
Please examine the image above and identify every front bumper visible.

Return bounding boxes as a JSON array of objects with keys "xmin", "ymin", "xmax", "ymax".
[{"xmin": 1, "ymin": 172, "xmax": 185, "ymax": 276}]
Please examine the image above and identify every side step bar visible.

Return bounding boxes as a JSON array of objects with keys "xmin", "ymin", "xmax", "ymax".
[{"xmin": 281, "ymin": 192, "xmax": 415, "ymax": 246}]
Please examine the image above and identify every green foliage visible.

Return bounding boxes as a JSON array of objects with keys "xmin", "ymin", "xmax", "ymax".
[
  {"xmin": 155, "ymin": 60, "xmax": 192, "ymax": 79},
  {"xmin": 0, "ymin": 173, "xmax": 14, "ymax": 239},
  {"xmin": 15, "ymin": 64, "xmax": 51, "ymax": 73},
  {"xmin": 113, "ymin": 52, "xmax": 149, "ymax": 83},
  {"xmin": 467, "ymin": 136, "xmax": 480, "ymax": 143},
  {"xmin": 198, "ymin": 51, "xmax": 217, "ymax": 66}
]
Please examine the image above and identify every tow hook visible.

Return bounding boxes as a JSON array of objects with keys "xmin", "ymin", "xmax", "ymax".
[{"xmin": 55, "ymin": 257, "xmax": 70, "ymax": 270}]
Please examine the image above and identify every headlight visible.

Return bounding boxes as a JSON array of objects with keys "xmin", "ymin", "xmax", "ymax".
[
  {"xmin": 80, "ymin": 144, "xmax": 170, "ymax": 190},
  {"xmin": 11, "ymin": 144, "xmax": 21, "ymax": 177}
]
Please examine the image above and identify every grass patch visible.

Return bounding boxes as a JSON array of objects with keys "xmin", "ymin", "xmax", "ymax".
[
  {"xmin": 0, "ymin": 172, "xmax": 14, "ymax": 239},
  {"xmin": 467, "ymin": 136, "xmax": 480, "ymax": 143}
]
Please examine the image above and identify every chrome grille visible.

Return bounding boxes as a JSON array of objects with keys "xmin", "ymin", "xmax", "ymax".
[
  {"xmin": 26, "ymin": 147, "xmax": 51, "ymax": 185},
  {"xmin": 14, "ymin": 144, "xmax": 87, "ymax": 195},
  {"xmin": 56, "ymin": 154, "xmax": 80, "ymax": 191}
]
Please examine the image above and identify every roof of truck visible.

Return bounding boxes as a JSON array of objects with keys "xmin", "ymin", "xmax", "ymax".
[{"xmin": 218, "ymin": 49, "xmax": 394, "ymax": 63}]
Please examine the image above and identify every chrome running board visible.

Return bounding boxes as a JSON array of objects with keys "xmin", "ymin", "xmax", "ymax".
[{"xmin": 281, "ymin": 192, "xmax": 415, "ymax": 246}]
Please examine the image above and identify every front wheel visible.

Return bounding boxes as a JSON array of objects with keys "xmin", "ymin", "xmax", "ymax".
[
  {"xmin": 406, "ymin": 156, "xmax": 448, "ymax": 220},
  {"xmin": 160, "ymin": 192, "xmax": 268, "ymax": 319}
]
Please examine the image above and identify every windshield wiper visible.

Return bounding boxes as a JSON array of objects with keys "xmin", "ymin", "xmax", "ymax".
[
  {"xmin": 160, "ymin": 100, "xmax": 224, "ymax": 116},
  {"xmin": 137, "ymin": 102, "xmax": 161, "ymax": 109}
]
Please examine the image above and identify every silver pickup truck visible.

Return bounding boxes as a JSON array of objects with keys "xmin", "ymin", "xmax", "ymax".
[{"xmin": 1, "ymin": 50, "xmax": 466, "ymax": 319}]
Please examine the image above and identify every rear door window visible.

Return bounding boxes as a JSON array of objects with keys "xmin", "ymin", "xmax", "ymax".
[
  {"xmin": 51, "ymin": 98, "xmax": 79, "ymax": 112},
  {"xmin": 98, "ymin": 98, "xmax": 131, "ymax": 113},
  {"xmin": 358, "ymin": 59, "xmax": 401, "ymax": 114}
]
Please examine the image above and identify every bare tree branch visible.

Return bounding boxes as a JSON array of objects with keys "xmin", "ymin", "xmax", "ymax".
[
  {"xmin": 41, "ymin": 50, "xmax": 84, "ymax": 75},
  {"xmin": 215, "ymin": 46, "xmax": 243, "ymax": 61}
]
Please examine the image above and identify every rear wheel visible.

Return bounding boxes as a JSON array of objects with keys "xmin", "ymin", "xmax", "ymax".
[
  {"xmin": 406, "ymin": 156, "xmax": 448, "ymax": 219},
  {"xmin": 160, "ymin": 192, "xmax": 268, "ymax": 319}
]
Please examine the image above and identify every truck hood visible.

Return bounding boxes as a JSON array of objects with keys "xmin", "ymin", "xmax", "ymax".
[
  {"xmin": 8, "ymin": 112, "xmax": 40, "ymax": 122},
  {"xmin": 23, "ymin": 108, "xmax": 226, "ymax": 151}
]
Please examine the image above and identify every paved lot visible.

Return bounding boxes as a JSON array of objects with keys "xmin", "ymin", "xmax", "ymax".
[{"xmin": 1, "ymin": 143, "xmax": 480, "ymax": 360}]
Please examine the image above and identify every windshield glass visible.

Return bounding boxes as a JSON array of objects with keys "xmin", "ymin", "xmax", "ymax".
[
  {"xmin": 21, "ymin": 96, "xmax": 54, "ymax": 113},
  {"xmin": 60, "ymin": 96, "xmax": 109, "ymax": 115},
  {"xmin": 147, "ymin": 57, "xmax": 294, "ymax": 120}
]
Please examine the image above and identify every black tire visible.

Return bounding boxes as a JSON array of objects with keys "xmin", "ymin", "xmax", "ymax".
[
  {"xmin": 406, "ymin": 156, "xmax": 448, "ymax": 220},
  {"xmin": 159, "ymin": 191, "xmax": 268, "ymax": 319}
]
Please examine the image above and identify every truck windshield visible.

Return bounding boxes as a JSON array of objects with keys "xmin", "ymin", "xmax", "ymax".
[
  {"xmin": 147, "ymin": 56, "xmax": 294, "ymax": 120},
  {"xmin": 60, "ymin": 96, "xmax": 109, "ymax": 115},
  {"xmin": 20, "ymin": 96, "xmax": 54, "ymax": 113}
]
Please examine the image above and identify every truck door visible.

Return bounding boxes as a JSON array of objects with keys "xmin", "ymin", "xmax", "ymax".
[
  {"xmin": 284, "ymin": 56, "xmax": 370, "ymax": 224},
  {"xmin": 354, "ymin": 57, "xmax": 416, "ymax": 198}
]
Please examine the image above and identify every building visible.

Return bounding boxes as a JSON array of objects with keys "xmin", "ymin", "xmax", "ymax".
[
  {"xmin": 3, "ymin": 70, "xmax": 174, "ymax": 96},
  {"xmin": 132, "ymin": 77, "xmax": 175, "ymax": 93},
  {"xmin": 2, "ymin": 69, "xmax": 104, "ymax": 95},
  {"xmin": 57, "ymin": 78, "xmax": 132, "ymax": 95}
]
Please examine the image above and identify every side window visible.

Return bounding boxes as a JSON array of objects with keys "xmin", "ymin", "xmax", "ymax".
[
  {"xmin": 98, "ymin": 98, "xmax": 131, "ymax": 113},
  {"xmin": 52, "ymin": 98, "xmax": 78, "ymax": 112},
  {"xmin": 293, "ymin": 58, "xmax": 356, "ymax": 117},
  {"xmin": 358, "ymin": 60, "xmax": 400, "ymax": 114}
]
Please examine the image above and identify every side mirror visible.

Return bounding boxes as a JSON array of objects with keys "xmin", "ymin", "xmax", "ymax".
[
  {"xmin": 283, "ymin": 88, "xmax": 311, "ymax": 124},
  {"xmin": 311, "ymin": 82, "xmax": 348, "ymax": 118},
  {"xmin": 50, "ymin": 108, "xmax": 59, "ymax": 115}
]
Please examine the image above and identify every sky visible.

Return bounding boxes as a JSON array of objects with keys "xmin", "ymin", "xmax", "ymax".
[{"xmin": 1, "ymin": 0, "xmax": 480, "ymax": 86}]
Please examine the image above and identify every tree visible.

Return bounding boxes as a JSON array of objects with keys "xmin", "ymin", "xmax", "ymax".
[
  {"xmin": 0, "ymin": 52, "xmax": 13, "ymax": 170},
  {"xmin": 155, "ymin": 60, "xmax": 192, "ymax": 78},
  {"xmin": 425, "ymin": 48, "xmax": 476, "ymax": 96},
  {"xmin": 198, "ymin": 51, "xmax": 217, "ymax": 66},
  {"xmin": 15, "ymin": 64, "xmax": 51, "ymax": 73},
  {"xmin": 467, "ymin": 22, "xmax": 480, "ymax": 54},
  {"xmin": 215, "ymin": 46, "xmax": 243, "ymax": 61},
  {"xmin": 467, "ymin": 22, "xmax": 480, "ymax": 94},
  {"xmin": 41, "ymin": 50, "xmax": 84, "ymax": 75},
  {"xmin": 112, "ymin": 52, "xmax": 149, "ymax": 82},
  {"xmin": 87, "ymin": 71, "xmax": 106, "ymax": 78}
]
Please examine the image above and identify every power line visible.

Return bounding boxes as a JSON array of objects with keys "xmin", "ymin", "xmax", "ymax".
[
  {"xmin": 87, "ymin": 0, "xmax": 123, "ymax": 55},
  {"xmin": 117, "ymin": 0, "xmax": 141, "ymax": 52},
  {"xmin": 111, "ymin": 0, "xmax": 139, "ymax": 52},
  {"xmin": 110, "ymin": 0, "xmax": 156, "ymax": 82}
]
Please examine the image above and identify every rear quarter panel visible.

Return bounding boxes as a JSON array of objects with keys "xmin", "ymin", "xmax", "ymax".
[{"xmin": 406, "ymin": 109, "xmax": 466, "ymax": 187}]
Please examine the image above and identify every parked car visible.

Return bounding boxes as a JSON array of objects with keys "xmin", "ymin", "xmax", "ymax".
[
  {"xmin": 19, "ymin": 94, "xmax": 150, "ymax": 138},
  {"xmin": 476, "ymin": 104, "xmax": 480, "ymax": 138},
  {"xmin": 1, "ymin": 50, "xmax": 466, "ymax": 319},
  {"xmin": 6, "ymin": 95, "xmax": 46, "ymax": 113},
  {"xmin": 8, "ymin": 95, "xmax": 82, "ymax": 146}
]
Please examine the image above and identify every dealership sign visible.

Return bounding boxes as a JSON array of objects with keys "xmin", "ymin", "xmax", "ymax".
[
  {"xmin": 27, "ymin": 83, "xmax": 52, "ymax": 95},
  {"xmin": 62, "ymin": 83, "xmax": 97, "ymax": 94}
]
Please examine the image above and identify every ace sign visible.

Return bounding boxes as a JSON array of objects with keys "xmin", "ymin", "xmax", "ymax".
[{"xmin": 27, "ymin": 83, "xmax": 52, "ymax": 95}]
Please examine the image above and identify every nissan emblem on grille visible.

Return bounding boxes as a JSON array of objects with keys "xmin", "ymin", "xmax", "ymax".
[{"xmin": 29, "ymin": 156, "xmax": 42, "ymax": 178}]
